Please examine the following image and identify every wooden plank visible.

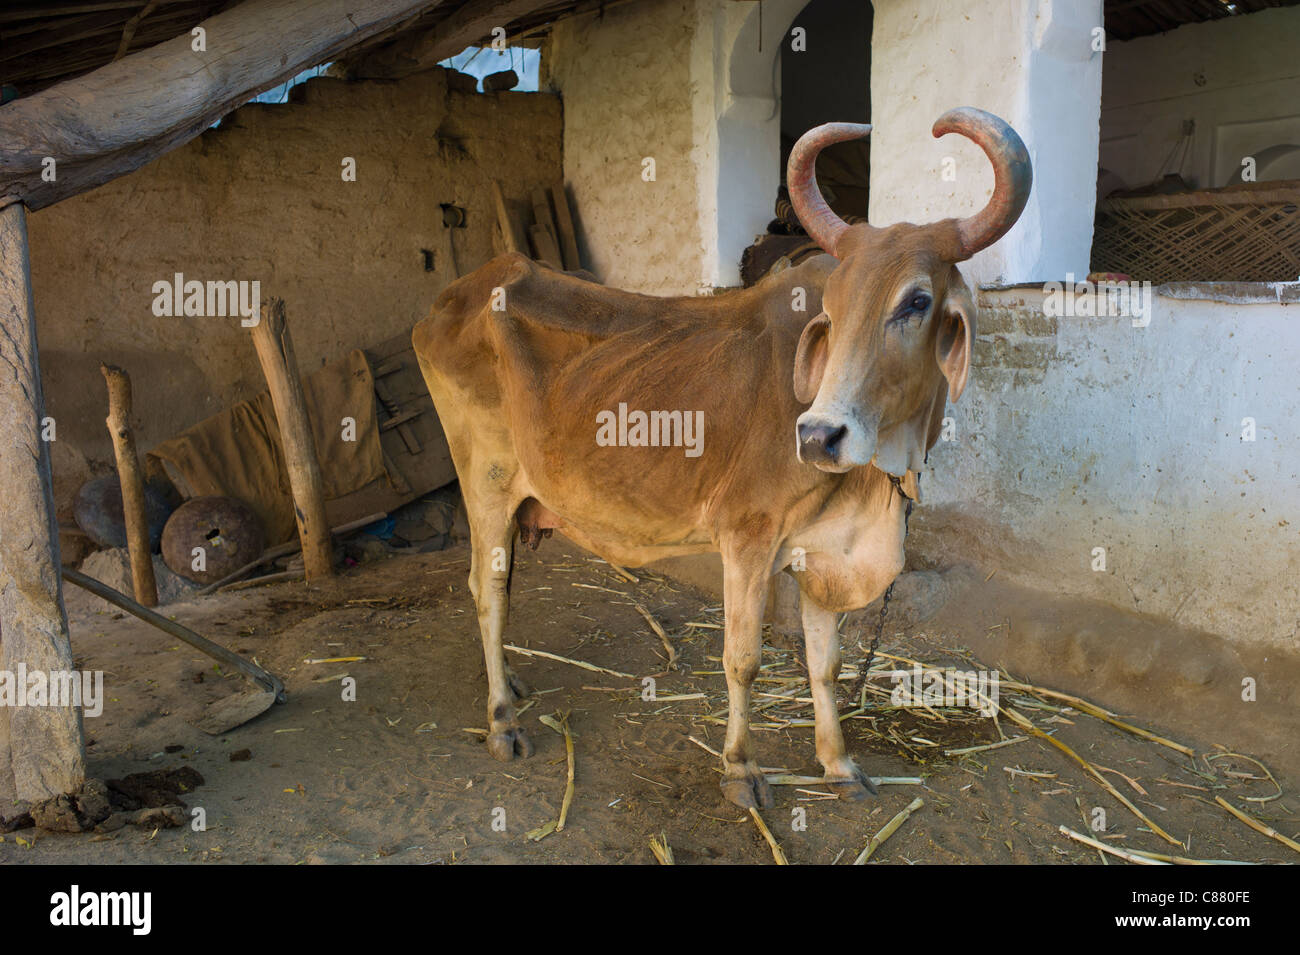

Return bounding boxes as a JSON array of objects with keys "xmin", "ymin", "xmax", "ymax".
[
  {"xmin": 374, "ymin": 374, "xmax": 422, "ymax": 454},
  {"xmin": 490, "ymin": 180, "xmax": 525, "ymax": 255},
  {"xmin": 0, "ymin": 0, "xmax": 448, "ymax": 210},
  {"xmin": 531, "ymin": 187, "xmax": 558, "ymax": 243},
  {"xmin": 550, "ymin": 182, "xmax": 581, "ymax": 270},
  {"xmin": 380, "ymin": 408, "xmax": 424, "ymax": 431},
  {"xmin": 0, "ymin": 197, "xmax": 86, "ymax": 802},
  {"xmin": 529, "ymin": 224, "xmax": 563, "ymax": 270}
]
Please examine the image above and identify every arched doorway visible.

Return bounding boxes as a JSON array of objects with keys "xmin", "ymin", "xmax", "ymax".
[
  {"xmin": 781, "ymin": 0, "xmax": 872, "ymax": 221},
  {"xmin": 730, "ymin": 0, "xmax": 872, "ymax": 286}
]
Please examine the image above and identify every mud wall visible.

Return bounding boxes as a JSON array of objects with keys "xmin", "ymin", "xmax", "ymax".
[{"xmin": 28, "ymin": 68, "xmax": 562, "ymax": 528}]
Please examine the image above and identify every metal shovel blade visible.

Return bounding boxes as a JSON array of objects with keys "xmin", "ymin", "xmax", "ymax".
[{"xmin": 194, "ymin": 688, "xmax": 277, "ymax": 735}]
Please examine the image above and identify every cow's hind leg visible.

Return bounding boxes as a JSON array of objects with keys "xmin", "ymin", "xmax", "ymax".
[
  {"xmin": 801, "ymin": 594, "xmax": 876, "ymax": 800},
  {"xmin": 718, "ymin": 553, "xmax": 774, "ymax": 810},
  {"xmin": 467, "ymin": 507, "xmax": 534, "ymax": 761}
]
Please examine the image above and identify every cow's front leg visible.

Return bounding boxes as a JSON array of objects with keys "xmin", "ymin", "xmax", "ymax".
[
  {"xmin": 719, "ymin": 556, "xmax": 773, "ymax": 810},
  {"xmin": 468, "ymin": 515, "xmax": 533, "ymax": 761},
  {"xmin": 801, "ymin": 596, "xmax": 876, "ymax": 799}
]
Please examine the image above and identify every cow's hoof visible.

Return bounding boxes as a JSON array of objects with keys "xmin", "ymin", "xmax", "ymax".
[
  {"xmin": 505, "ymin": 667, "xmax": 532, "ymax": 701},
  {"xmin": 721, "ymin": 769, "xmax": 774, "ymax": 810},
  {"xmin": 487, "ymin": 726, "xmax": 534, "ymax": 761},
  {"xmin": 825, "ymin": 764, "xmax": 878, "ymax": 800}
]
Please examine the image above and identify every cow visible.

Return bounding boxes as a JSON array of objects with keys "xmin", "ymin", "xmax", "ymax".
[{"xmin": 413, "ymin": 107, "xmax": 1031, "ymax": 810}]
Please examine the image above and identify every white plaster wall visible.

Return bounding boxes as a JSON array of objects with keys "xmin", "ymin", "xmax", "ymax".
[
  {"xmin": 1100, "ymin": 6, "xmax": 1300, "ymax": 191},
  {"xmin": 869, "ymin": 0, "xmax": 1103, "ymax": 286},
  {"xmin": 915, "ymin": 288, "xmax": 1300, "ymax": 650}
]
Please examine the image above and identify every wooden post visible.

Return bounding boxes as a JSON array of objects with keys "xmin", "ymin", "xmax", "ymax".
[
  {"xmin": 100, "ymin": 363, "xmax": 158, "ymax": 606},
  {"xmin": 248, "ymin": 298, "xmax": 334, "ymax": 581},
  {"xmin": 0, "ymin": 197, "xmax": 86, "ymax": 802}
]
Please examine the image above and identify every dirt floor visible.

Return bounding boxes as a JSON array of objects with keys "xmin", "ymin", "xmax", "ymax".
[{"xmin": 3, "ymin": 544, "xmax": 1295, "ymax": 865}]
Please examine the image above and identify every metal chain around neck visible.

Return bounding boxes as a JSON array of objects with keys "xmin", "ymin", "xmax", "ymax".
[{"xmin": 847, "ymin": 474, "xmax": 914, "ymax": 710}]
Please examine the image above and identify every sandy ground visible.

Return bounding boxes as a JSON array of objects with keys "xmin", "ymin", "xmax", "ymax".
[{"xmin": 3, "ymin": 544, "xmax": 1294, "ymax": 865}]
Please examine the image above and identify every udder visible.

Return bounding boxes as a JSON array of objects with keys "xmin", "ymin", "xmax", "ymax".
[{"xmin": 516, "ymin": 497, "xmax": 565, "ymax": 549}]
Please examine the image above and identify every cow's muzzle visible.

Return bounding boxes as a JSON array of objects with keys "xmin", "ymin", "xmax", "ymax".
[{"xmin": 798, "ymin": 418, "xmax": 848, "ymax": 469}]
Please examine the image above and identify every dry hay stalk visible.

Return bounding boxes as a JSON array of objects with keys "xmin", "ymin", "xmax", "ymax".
[
  {"xmin": 945, "ymin": 736, "xmax": 1027, "ymax": 756},
  {"xmin": 853, "ymin": 797, "xmax": 924, "ymax": 864},
  {"xmin": 1058, "ymin": 826, "xmax": 1166, "ymax": 865},
  {"xmin": 1058, "ymin": 826, "xmax": 1253, "ymax": 865},
  {"xmin": 1205, "ymin": 751, "xmax": 1285, "ymax": 803},
  {"xmin": 634, "ymin": 603, "xmax": 678, "ymax": 667},
  {"xmin": 866, "ymin": 644, "xmax": 1184, "ymax": 848},
  {"xmin": 504, "ymin": 644, "xmax": 634, "ymax": 679},
  {"xmin": 999, "ymin": 679, "xmax": 1194, "ymax": 757},
  {"xmin": 649, "ymin": 833, "xmax": 675, "ymax": 865},
  {"xmin": 749, "ymin": 808, "xmax": 789, "ymax": 865},
  {"xmin": 1213, "ymin": 796, "xmax": 1300, "ymax": 855},
  {"xmin": 1004, "ymin": 707, "xmax": 1183, "ymax": 848},
  {"xmin": 557, "ymin": 711, "xmax": 576, "ymax": 832}
]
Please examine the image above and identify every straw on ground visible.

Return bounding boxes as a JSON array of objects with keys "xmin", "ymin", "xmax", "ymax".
[{"xmin": 853, "ymin": 797, "xmax": 924, "ymax": 864}]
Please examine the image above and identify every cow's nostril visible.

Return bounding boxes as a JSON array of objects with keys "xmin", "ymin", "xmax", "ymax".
[{"xmin": 799, "ymin": 421, "xmax": 848, "ymax": 465}]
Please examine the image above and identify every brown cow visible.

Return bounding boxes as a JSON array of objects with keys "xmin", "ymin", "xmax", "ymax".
[{"xmin": 414, "ymin": 108, "xmax": 1031, "ymax": 809}]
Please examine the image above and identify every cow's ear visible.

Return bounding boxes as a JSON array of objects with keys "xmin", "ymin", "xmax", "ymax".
[
  {"xmin": 936, "ymin": 272, "xmax": 975, "ymax": 403},
  {"xmin": 793, "ymin": 312, "xmax": 831, "ymax": 404}
]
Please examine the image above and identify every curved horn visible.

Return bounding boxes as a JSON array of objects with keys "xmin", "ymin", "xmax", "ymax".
[
  {"xmin": 786, "ymin": 122, "xmax": 872, "ymax": 257},
  {"xmin": 932, "ymin": 107, "xmax": 1032, "ymax": 258}
]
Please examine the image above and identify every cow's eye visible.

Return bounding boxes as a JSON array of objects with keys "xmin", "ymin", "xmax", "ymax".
[{"xmin": 909, "ymin": 293, "xmax": 932, "ymax": 313}]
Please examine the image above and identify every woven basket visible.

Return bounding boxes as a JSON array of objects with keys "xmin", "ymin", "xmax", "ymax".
[{"xmin": 1091, "ymin": 180, "xmax": 1300, "ymax": 283}]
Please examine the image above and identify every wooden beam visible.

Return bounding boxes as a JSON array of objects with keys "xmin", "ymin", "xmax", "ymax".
[
  {"xmin": 347, "ymin": 0, "xmax": 556, "ymax": 79},
  {"xmin": 0, "ymin": 0, "xmax": 447, "ymax": 210},
  {"xmin": 248, "ymin": 299, "xmax": 334, "ymax": 582},
  {"xmin": 0, "ymin": 197, "xmax": 86, "ymax": 802},
  {"xmin": 100, "ymin": 363, "xmax": 158, "ymax": 607}
]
